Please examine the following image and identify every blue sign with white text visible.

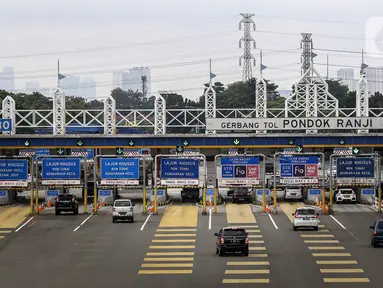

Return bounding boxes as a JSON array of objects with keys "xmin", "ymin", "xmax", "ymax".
[
  {"xmin": 0, "ymin": 190, "xmax": 7, "ymax": 197},
  {"xmin": 222, "ymin": 166, "xmax": 234, "ymax": 178},
  {"xmin": 99, "ymin": 190, "xmax": 112, "ymax": 196},
  {"xmin": 161, "ymin": 158, "xmax": 199, "ymax": 179},
  {"xmin": 34, "ymin": 149, "xmax": 50, "ymax": 160},
  {"xmin": 221, "ymin": 157, "xmax": 260, "ymax": 165},
  {"xmin": 0, "ymin": 119, "xmax": 12, "ymax": 132},
  {"xmin": 309, "ymin": 189, "xmax": 322, "ymax": 195},
  {"xmin": 0, "ymin": 159, "xmax": 28, "ymax": 180},
  {"xmin": 361, "ymin": 189, "xmax": 375, "ymax": 195},
  {"xmin": 42, "ymin": 158, "xmax": 81, "ymax": 179},
  {"xmin": 257, "ymin": 189, "xmax": 270, "ymax": 195},
  {"xmin": 100, "ymin": 158, "xmax": 139, "ymax": 179},
  {"xmin": 207, "ymin": 189, "xmax": 214, "ymax": 196},
  {"xmin": 151, "ymin": 189, "xmax": 165, "ymax": 196},
  {"xmin": 47, "ymin": 190, "xmax": 59, "ymax": 197},
  {"xmin": 280, "ymin": 156, "xmax": 319, "ymax": 164},
  {"xmin": 336, "ymin": 157, "xmax": 375, "ymax": 178}
]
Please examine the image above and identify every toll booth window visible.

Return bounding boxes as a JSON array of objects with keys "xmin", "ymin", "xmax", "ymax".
[
  {"xmin": 115, "ymin": 201, "xmax": 131, "ymax": 207},
  {"xmin": 223, "ymin": 229, "xmax": 246, "ymax": 236}
]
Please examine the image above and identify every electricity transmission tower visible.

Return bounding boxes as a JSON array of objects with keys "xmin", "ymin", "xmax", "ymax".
[
  {"xmin": 239, "ymin": 13, "xmax": 256, "ymax": 82},
  {"xmin": 141, "ymin": 75, "xmax": 147, "ymax": 101}
]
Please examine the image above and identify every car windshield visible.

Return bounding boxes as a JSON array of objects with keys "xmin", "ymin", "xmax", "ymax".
[
  {"xmin": 115, "ymin": 201, "xmax": 131, "ymax": 207},
  {"xmin": 297, "ymin": 209, "xmax": 315, "ymax": 215},
  {"xmin": 223, "ymin": 229, "xmax": 246, "ymax": 236},
  {"xmin": 378, "ymin": 222, "xmax": 383, "ymax": 229}
]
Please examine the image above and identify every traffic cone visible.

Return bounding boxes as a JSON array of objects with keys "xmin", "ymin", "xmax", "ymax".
[
  {"xmin": 47, "ymin": 200, "xmax": 52, "ymax": 208},
  {"xmin": 39, "ymin": 204, "xmax": 43, "ymax": 212},
  {"xmin": 41, "ymin": 203, "xmax": 45, "ymax": 212},
  {"xmin": 100, "ymin": 202, "xmax": 104, "ymax": 207}
]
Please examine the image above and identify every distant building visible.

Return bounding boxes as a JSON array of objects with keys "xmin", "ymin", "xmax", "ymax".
[
  {"xmin": 62, "ymin": 75, "xmax": 80, "ymax": 96},
  {"xmin": 113, "ymin": 67, "xmax": 151, "ymax": 95},
  {"xmin": 365, "ymin": 67, "xmax": 383, "ymax": 95},
  {"xmin": 25, "ymin": 81, "xmax": 40, "ymax": 93},
  {"xmin": 80, "ymin": 77, "xmax": 96, "ymax": 99},
  {"xmin": 39, "ymin": 88, "xmax": 52, "ymax": 97},
  {"xmin": 337, "ymin": 68, "xmax": 358, "ymax": 91},
  {"xmin": 113, "ymin": 71, "xmax": 125, "ymax": 89},
  {"xmin": 0, "ymin": 66, "xmax": 15, "ymax": 92}
]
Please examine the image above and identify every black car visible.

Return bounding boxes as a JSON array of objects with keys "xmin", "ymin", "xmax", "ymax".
[
  {"xmin": 232, "ymin": 188, "xmax": 252, "ymax": 203},
  {"xmin": 214, "ymin": 227, "xmax": 249, "ymax": 256},
  {"xmin": 370, "ymin": 220, "xmax": 383, "ymax": 247},
  {"xmin": 55, "ymin": 194, "xmax": 79, "ymax": 215},
  {"xmin": 181, "ymin": 188, "xmax": 200, "ymax": 202}
]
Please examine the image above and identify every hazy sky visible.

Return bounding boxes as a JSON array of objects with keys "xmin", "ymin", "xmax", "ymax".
[{"xmin": 1, "ymin": 0, "xmax": 383, "ymax": 101}]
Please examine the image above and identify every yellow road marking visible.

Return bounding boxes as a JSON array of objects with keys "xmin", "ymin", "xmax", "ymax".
[
  {"xmin": 249, "ymin": 240, "xmax": 264, "ymax": 244},
  {"xmin": 0, "ymin": 236, "xmax": 4, "ymax": 239},
  {"xmin": 236, "ymin": 225, "xmax": 258, "ymax": 228},
  {"xmin": 245, "ymin": 230, "xmax": 261, "ymax": 233},
  {"xmin": 159, "ymin": 206, "xmax": 198, "ymax": 227},
  {"xmin": 316, "ymin": 261, "xmax": 358, "ymax": 264},
  {"xmin": 227, "ymin": 261, "xmax": 269, "ymax": 265},
  {"xmin": 248, "ymin": 235, "xmax": 262, "ymax": 238},
  {"xmin": 312, "ymin": 253, "xmax": 351, "ymax": 257},
  {"xmin": 249, "ymin": 254, "xmax": 268, "ymax": 257},
  {"xmin": 0, "ymin": 206, "xmax": 30, "ymax": 229},
  {"xmin": 141, "ymin": 263, "xmax": 193, "ymax": 268},
  {"xmin": 146, "ymin": 252, "xmax": 194, "ymax": 256},
  {"xmin": 304, "ymin": 240, "xmax": 340, "ymax": 244},
  {"xmin": 222, "ymin": 279, "xmax": 270, "ymax": 284},
  {"xmin": 279, "ymin": 202, "xmax": 304, "ymax": 222},
  {"xmin": 149, "ymin": 245, "xmax": 195, "ymax": 249},
  {"xmin": 138, "ymin": 270, "xmax": 192, "ymax": 274},
  {"xmin": 0, "ymin": 230, "xmax": 12, "ymax": 233},
  {"xmin": 320, "ymin": 269, "xmax": 364, "ymax": 273},
  {"xmin": 323, "ymin": 278, "xmax": 370, "ymax": 283},
  {"xmin": 144, "ymin": 258, "xmax": 194, "ymax": 262},
  {"xmin": 156, "ymin": 229, "xmax": 197, "ymax": 232},
  {"xmin": 301, "ymin": 234, "xmax": 334, "ymax": 238},
  {"xmin": 249, "ymin": 247, "xmax": 266, "ymax": 251},
  {"xmin": 154, "ymin": 234, "xmax": 196, "ymax": 237},
  {"xmin": 308, "ymin": 246, "xmax": 345, "ymax": 250},
  {"xmin": 318, "ymin": 230, "xmax": 330, "ymax": 232},
  {"xmin": 225, "ymin": 270, "xmax": 270, "ymax": 274},
  {"xmin": 319, "ymin": 225, "xmax": 325, "ymax": 227},
  {"xmin": 152, "ymin": 239, "xmax": 196, "ymax": 243},
  {"xmin": 226, "ymin": 204, "xmax": 256, "ymax": 224}
]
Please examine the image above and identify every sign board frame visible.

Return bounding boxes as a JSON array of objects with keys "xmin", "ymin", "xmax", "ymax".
[
  {"xmin": 160, "ymin": 158, "xmax": 200, "ymax": 183},
  {"xmin": 220, "ymin": 156, "xmax": 260, "ymax": 185},
  {"xmin": 100, "ymin": 158, "xmax": 140, "ymax": 180},
  {"xmin": 336, "ymin": 157, "xmax": 375, "ymax": 179},
  {"xmin": 41, "ymin": 158, "xmax": 82, "ymax": 185},
  {"xmin": 0, "ymin": 119, "xmax": 12, "ymax": 132}
]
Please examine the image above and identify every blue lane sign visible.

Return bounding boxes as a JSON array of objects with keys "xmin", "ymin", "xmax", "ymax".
[
  {"xmin": 99, "ymin": 190, "xmax": 112, "ymax": 196},
  {"xmin": 0, "ymin": 159, "xmax": 28, "ymax": 180},
  {"xmin": 280, "ymin": 156, "xmax": 319, "ymax": 178},
  {"xmin": 42, "ymin": 158, "xmax": 81, "ymax": 179},
  {"xmin": 100, "ymin": 158, "xmax": 139, "ymax": 179},
  {"xmin": 47, "ymin": 190, "xmax": 59, "ymax": 197},
  {"xmin": 336, "ymin": 157, "xmax": 375, "ymax": 178},
  {"xmin": 151, "ymin": 189, "xmax": 165, "ymax": 196},
  {"xmin": 0, "ymin": 190, "xmax": 7, "ymax": 197},
  {"xmin": 207, "ymin": 188, "xmax": 214, "ymax": 196},
  {"xmin": 161, "ymin": 158, "xmax": 199, "ymax": 179},
  {"xmin": 280, "ymin": 156, "xmax": 319, "ymax": 164},
  {"xmin": 309, "ymin": 189, "xmax": 322, "ymax": 195},
  {"xmin": 361, "ymin": 189, "xmax": 375, "ymax": 195},
  {"xmin": 221, "ymin": 157, "xmax": 260, "ymax": 165},
  {"xmin": 0, "ymin": 119, "xmax": 12, "ymax": 132},
  {"xmin": 34, "ymin": 149, "xmax": 50, "ymax": 160},
  {"xmin": 257, "ymin": 189, "xmax": 270, "ymax": 195},
  {"xmin": 222, "ymin": 166, "xmax": 234, "ymax": 178}
]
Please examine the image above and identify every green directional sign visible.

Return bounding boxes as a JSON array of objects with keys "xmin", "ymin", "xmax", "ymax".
[
  {"xmin": 176, "ymin": 146, "xmax": 184, "ymax": 153},
  {"xmin": 76, "ymin": 140, "xmax": 84, "ymax": 147},
  {"xmin": 352, "ymin": 147, "xmax": 360, "ymax": 154},
  {"xmin": 233, "ymin": 138, "xmax": 240, "ymax": 146},
  {"xmin": 339, "ymin": 139, "xmax": 345, "ymax": 145},
  {"xmin": 116, "ymin": 147, "xmax": 124, "ymax": 155},
  {"xmin": 56, "ymin": 148, "xmax": 64, "ymax": 155},
  {"xmin": 288, "ymin": 139, "xmax": 295, "ymax": 145},
  {"xmin": 24, "ymin": 140, "xmax": 31, "ymax": 147},
  {"xmin": 128, "ymin": 140, "xmax": 135, "ymax": 146},
  {"xmin": 183, "ymin": 140, "xmax": 189, "ymax": 146},
  {"xmin": 295, "ymin": 145, "xmax": 303, "ymax": 153}
]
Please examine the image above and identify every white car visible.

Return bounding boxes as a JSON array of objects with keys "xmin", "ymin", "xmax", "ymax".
[
  {"xmin": 285, "ymin": 187, "xmax": 302, "ymax": 201},
  {"xmin": 335, "ymin": 189, "xmax": 356, "ymax": 204},
  {"xmin": 112, "ymin": 199, "xmax": 135, "ymax": 223},
  {"xmin": 292, "ymin": 207, "xmax": 319, "ymax": 231}
]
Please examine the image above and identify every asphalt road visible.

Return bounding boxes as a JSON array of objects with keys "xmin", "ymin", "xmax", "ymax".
[{"xmin": 0, "ymin": 202, "xmax": 383, "ymax": 288}]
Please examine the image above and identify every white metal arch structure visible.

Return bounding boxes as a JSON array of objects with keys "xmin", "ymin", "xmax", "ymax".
[
  {"xmin": 155, "ymin": 95, "xmax": 166, "ymax": 135},
  {"xmin": 53, "ymin": 88, "xmax": 66, "ymax": 135},
  {"xmin": 356, "ymin": 72, "xmax": 369, "ymax": 134},
  {"xmin": 205, "ymin": 82, "xmax": 216, "ymax": 135},
  {"xmin": 104, "ymin": 95, "xmax": 116, "ymax": 135},
  {"xmin": 256, "ymin": 77, "xmax": 267, "ymax": 134},
  {"xmin": 2, "ymin": 95, "xmax": 16, "ymax": 135}
]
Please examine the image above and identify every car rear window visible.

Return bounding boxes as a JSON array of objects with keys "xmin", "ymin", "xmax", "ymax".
[
  {"xmin": 223, "ymin": 229, "xmax": 246, "ymax": 236},
  {"xmin": 378, "ymin": 222, "xmax": 383, "ymax": 229},
  {"xmin": 115, "ymin": 201, "xmax": 131, "ymax": 207},
  {"xmin": 340, "ymin": 190, "xmax": 353, "ymax": 194},
  {"xmin": 58, "ymin": 194, "xmax": 74, "ymax": 199},
  {"xmin": 297, "ymin": 209, "xmax": 315, "ymax": 215}
]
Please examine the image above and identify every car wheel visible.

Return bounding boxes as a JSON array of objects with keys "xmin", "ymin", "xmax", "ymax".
[
  {"xmin": 293, "ymin": 225, "xmax": 297, "ymax": 231},
  {"xmin": 371, "ymin": 239, "xmax": 374, "ymax": 246},
  {"xmin": 314, "ymin": 226, "xmax": 318, "ymax": 231},
  {"xmin": 55, "ymin": 210, "xmax": 60, "ymax": 215},
  {"xmin": 219, "ymin": 249, "xmax": 225, "ymax": 257},
  {"xmin": 131, "ymin": 218, "xmax": 134, "ymax": 223},
  {"xmin": 74, "ymin": 209, "xmax": 78, "ymax": 215},
  {"xmin": 243, "ymin": 251, "xmax": 249, "ymax": 256},
  {"xmin": 216, "ymin": 248, "xmax": 219, "ymax": 254},
  {"xmin": 373, "ymin": 240, "xmax": 378, "ymax": 248},
  {"xmin": 113, "ymin": 218, "xmax": 116, "ymax": 223}
]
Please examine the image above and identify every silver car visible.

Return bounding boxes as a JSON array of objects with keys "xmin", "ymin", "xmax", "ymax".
[{"xmin": 292, "ymin": 207, "xmax": 319, "ymax": 231}]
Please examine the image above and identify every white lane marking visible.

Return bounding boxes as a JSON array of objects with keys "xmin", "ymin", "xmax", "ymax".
[
  {"xmin": 330, "ymin": 215, "xmax": 347, "ymax": 230},
  {"xmin": 15, "ymin": 217, "xmax": 34, "ymax": 232},
  {"xmin": 141, "ymin": 213, "xmax": 152, "ymax": 231},
  {"xmin": 267, "ymin": 213, "xmax": 278, "ymax": 230},
  {"xmin": 356, "ymin": 203, "xmax": 377, "ymax": 211},
  {"xmin": 74, "ymin": 214, "xmax": 93, "ymax": 232},
  {"xmin": 209, "ymin": 208, "xmax": 212, "ymax": 230}
]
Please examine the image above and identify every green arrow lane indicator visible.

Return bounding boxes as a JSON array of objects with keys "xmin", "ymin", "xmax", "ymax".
[
  {"xmin": 183, "ymin": 140, "xmax": 189, "ymax": 146},
  {"xmin": 353, "ymin": 147, "xmax": 360, "ymax": 154},
  {"xmin": 339, "ymin": 139, "xmax": 345, "ymax": 145},
  {"xmin": 233, "ymin": 138, "xmax": 240, "ymax": 145},
  {"xmin": 24, "ymin": 141, "xmax": 30, "ymax": 147},
  {"xmin": 288, "ymin": 139, "xmax": 294, "ymax": 145},
  {"xmin": 296, "ymin": 145, "xmax": 303, "ymax": 152},
  {"xmin": 57, "ymin": 148, "xmax": 64, "ymax": 155},
  {"xmin": 116, "ymin": 147, "xmax": 124, "ymax": 155},
  {"xmin": 176, "ymin": 146, "xmax": 184, "ymax": 152},
  {"xmin": 128, "ymin": 140, "xmax": 135, "ymax": 146},
  {"xmin": 77, "ymin": 140, "xmax": 84, "ymax": 146}
]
